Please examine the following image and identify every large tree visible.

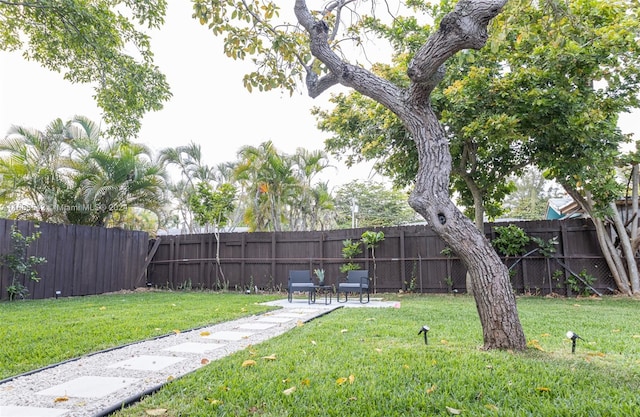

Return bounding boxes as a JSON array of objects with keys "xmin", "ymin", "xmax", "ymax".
[
  {"xmin": 0, "ymin": 0, "xmax": 172, "ymax": 138},
  {"xmin": 193, "ymin": 0, "xmax": 526, "ymax": 349},
  {"xmin": 488, "ymin": 0, "xmax": 640, "ymax": 295},
  {"xmin": 316, "ymin": 0, "xmax": 640, "ymax": 295}
]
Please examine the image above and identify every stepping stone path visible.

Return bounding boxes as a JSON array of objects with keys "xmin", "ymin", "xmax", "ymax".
[{"xmin": 0, "ymin": 299, "xmax": 378, "ymax": 417}]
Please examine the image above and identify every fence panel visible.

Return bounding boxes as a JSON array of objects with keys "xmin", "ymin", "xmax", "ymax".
[
  {"xmin": 0, "ymin": 219, "xmax": 149, "ymax": 300},
  {"xmin": 148, "ymin": 218, "xmax": 616, "ymax": 296}
]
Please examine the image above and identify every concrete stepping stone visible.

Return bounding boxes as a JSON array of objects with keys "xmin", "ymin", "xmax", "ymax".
[
  {"xmin": 164, "ymin": 342, "xmax": 225, "ymax": 354},
  {"xmin": 257, "ymin": 316, "xmax": 294, "ymax": 323},
  {"xmin": 238, "ymin": 323, "xmax": 276, "ymax": 330},
  {"xmin": 201, "ymin": 331, "xmax": 253, "ymax": 341},
  {"xmin": 107, "ymin": 355, "xmax": 186, "ymax": 371},
  {"xmin": 0, "ymin": 406, "xmax": 70, "ymax": 417},
  {"xmin": 36, "ymin": 376, "xmax": 138, "ymax": 399}
]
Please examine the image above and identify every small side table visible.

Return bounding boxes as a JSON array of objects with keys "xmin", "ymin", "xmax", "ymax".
[{"xmin": 313, "ymin": 285, "xmax": 333, "ymax": 305}]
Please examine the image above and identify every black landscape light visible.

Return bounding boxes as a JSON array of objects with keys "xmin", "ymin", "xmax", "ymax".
[
  {"xmin": 418, "ymin": 325, "xmax": 430, "ymax": 345},
  {"xmin": 566, "ymin": 331, "xmax": 584, "ymax": 353}
]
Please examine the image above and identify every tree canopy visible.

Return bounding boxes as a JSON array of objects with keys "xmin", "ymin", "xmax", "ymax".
[{"xmin": 0, "ymin": 0, "xmax": 172, "ymax": 138}]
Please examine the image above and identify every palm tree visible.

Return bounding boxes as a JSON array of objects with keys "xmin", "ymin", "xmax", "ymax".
[
  {"xmin": 159, "ymin": 142, "xmax": 217, "ymax": 232},
  {"xmin": 70, "ymin": 140, "xmax": 167, "ymax": 227},
  {"xmin": 0, "ymin": 118, "xmax": 81, "ymax": 221},
  {"xmin": 290, "ymin": 148, "xmax": 335, "ymax": 230},
  {"xmin": 235, "ymin": 141, "xmax": 298, "ymax": 231}
]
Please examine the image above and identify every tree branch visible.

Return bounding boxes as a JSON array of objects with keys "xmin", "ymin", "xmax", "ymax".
[
  {"xmin": 295, "ymin": 0, "xmax": 403, "ymax": 112},
  {"xmin": 407, "ymin": 0, "xmax": 507, "ymax": 99}
]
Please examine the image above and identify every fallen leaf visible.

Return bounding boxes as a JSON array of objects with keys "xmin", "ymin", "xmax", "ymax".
[
  {"xmin": 365, "ymin": 318, "xmax": 375, "ymax": 321},
  {"xmin": 54, "ymin": 396, "xmax": 69, "ymax": 403},
  {"xmin": 375, "ymin": 348, "xmax": 382, "ymax": 353},
  {"xmin": 201, "ymin": 358, "xmax": 210, "ymax": 365},
  {"xmin": 440, "ymin": 339, "xmax": 449, "ymax": 345},
  {"xmin": 261, "ymin": 354, "xmax": 277, "ymax": 361},
  {"xmin": 242, "ymin": 359, "xmax": 257, "ymax": 367},
  {"xmin": 311, "ymin": 340, "xmax": 317, "ymax": 345},
  {"xmin": 145, "ymin": 409, "xmax": 168, "ymax": 416},
  {"xmin": 336, "ymin": 377, "xmax": 348, "ymax": 385},
  {"xmin": 283, "ymin": 386, "xmax": 296, "ymax": 395},
  {"xmin": 99, "ymin": 306, "xmax": 106, "ymax": 310},
  {"xmin": 536, "ymin": 387, "xmax": 551, "ymax": 392},
  {"xmin": 282, "ymin": 378, "xmax": 290, "ymax": 383},
  {"xmin": 541, "ymin": 333, "xmax": 551, "ymax": 337},
  {"xmin": 426, "ymin": 385, "xmax": 437, "ymax": 394},
  {"xmin": 167, "ymin": 375, "xmax": 174, "ymax": 381},
  {"xmin": 297, "ymin": 320, "xmax": 304, "ymax": 327},
  {"xmin": 208, "ymin": 399, "xmax": 223, "ymax": 405},
  {"xmin": 200, "ymin": 331, "xmax": 211, "ymax": 336},
  {"xmin": 348, "ymin": 396, "xmax": 358, "ymax": 401},
  {"xmin": 301, "ymin": 378, "xmax": 310, "ymax": 386},
  {"xmin": 485, "ymin": 404, "xmax": 499, "ymax": 411},
  {"xmin": 403, "ymin": 364, "xmax": 410, "ymax": 369},
  {"xmin": 172, "ymin": 329, "xmax": 181, "ymax": 334},
  {"xmin": 348, "ymin": 374, "xmax": 355, "ymax": 384},
  {"xmin": 341, "ymin": 329, "xmax": 348, "ymax": 333},
  {"xmin": 612, "ymin": 329, "xmax": 621, "ymax": 333},
  {"xmin": 632, "ymin": 335, "xmax": 640, "ymax": 338},
  {"xmin": 527, "ymin": 340, "xmax": 544, "ymax": 351},
  {"xmin": 446, "ymin": 406, "xmax": 462, "ymax": 415}
]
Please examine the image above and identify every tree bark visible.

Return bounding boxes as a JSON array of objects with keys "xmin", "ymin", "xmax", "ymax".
[{"xmin": 295, "ymin": 0, "xmax": 525, "ymax": 350}]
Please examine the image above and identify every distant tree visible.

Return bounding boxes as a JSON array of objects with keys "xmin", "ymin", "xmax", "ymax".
[
  {"xmin": 234, "ymin": 141, "xmax": 297, "ymax": 232},
  {"xmin": 333, "ymin": 181, "xmax": 419, "ymax": 229},
  {"xmin": 0, "ymin": 117, "xmax": 168, "ymax": 227},
  {"xmin": 0, "ymin": 0, "xmax": 171, "ymax": 138},
  {"xmin": 188, "ymin": 182, "xmax": 236, "ymax": 283},
  {"xmin": 159, "ymin": 142, "xmax": 218, "ymax": 232},
  {"xmin": 503, "ymin": 167, "xmax": 562, "ymax": 220}
]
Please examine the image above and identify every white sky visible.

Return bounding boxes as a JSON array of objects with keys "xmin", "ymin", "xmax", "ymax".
[{"xmin": 1, "ymin": 2, "xmax": 639, "ymax": 189}]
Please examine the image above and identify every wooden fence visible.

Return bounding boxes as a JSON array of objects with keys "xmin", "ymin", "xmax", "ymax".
[
  {"xmin": 0, "ymin": 219, "xmax": 149, "ymax": 301},
  {"xmin": 148, "ymin": 218, "xmax": 614, "ymax": 296}
]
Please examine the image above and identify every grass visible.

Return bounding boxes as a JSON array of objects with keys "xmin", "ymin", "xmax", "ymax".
[
  {"xmin": 0, "ymin": 290, "xmax": 280, "ymax": 379},
  {"xmin": 110, "ymin": 295, "xmax": 640, "ymax": 417},
  {"xmin": 3, "ymin": 293, "xmax": 640, "ymax": 416}
]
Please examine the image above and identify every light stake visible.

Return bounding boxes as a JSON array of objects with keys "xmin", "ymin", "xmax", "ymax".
[
  {"xmin": 566, "ymin": 331, "xmax": 584, "ymax": 353},
  {"xmin": 418, "ymin": 325, "xmax": 430, "ymax": 345}
]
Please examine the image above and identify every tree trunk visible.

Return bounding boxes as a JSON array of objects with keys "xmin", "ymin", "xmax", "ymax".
[
  {"xmin": 609, "ymin": 201, "xmax": 640, "ymax": 294},
  {"xmin": 564, "ymin": 185, "xmax": 633, "ymax": 295},
  {"xmin": 407, "ymin": 108, "xmax": 525, "ymax": 350}
]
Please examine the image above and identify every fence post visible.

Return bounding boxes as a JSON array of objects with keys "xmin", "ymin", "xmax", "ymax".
[
  {"xmin": 560, "ymin": 221, "xmax": 571, "ymax": 296},
  {"xmin": 400, "ymin": 230, "xmax": 406, "ymax": 291},
  {"xmin": 271, "ymin": 233, "xmax": 277, "ymax": 285},
  {"xmin": 241, "ymin": 233, "xmax": 246, "ymax": 290}
]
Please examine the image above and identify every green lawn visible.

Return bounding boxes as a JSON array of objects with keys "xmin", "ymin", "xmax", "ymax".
[
  {"xmin": 0, "ymin": 290, "xmax": 280, "ymax": 379},
  {"xmin": 3, "ymin": 293, "xmax": 640, "ymax": 416},
  {"xmin": 112, "ymin": 295, "xmax": 640, "ymax": 417}
]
